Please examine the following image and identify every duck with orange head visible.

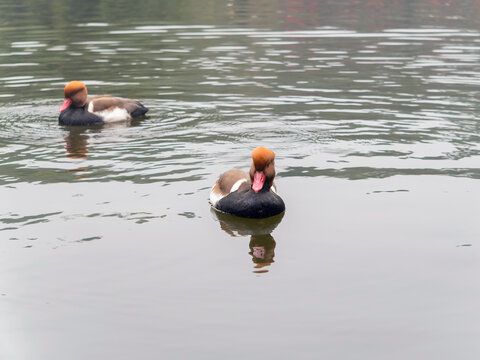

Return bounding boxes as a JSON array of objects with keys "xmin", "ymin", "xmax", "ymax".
[
  {"xmin": 210, "ymin": 147, "xmax": 285, "ymax": 218},
  {"xmin": 59, "ymin": 81, "xmax": 148, "ymax": 126}
]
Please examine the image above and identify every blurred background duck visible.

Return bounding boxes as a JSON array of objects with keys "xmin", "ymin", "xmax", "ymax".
[{"xmin": 58, "ymin": 81, "xmax": 148, "ymax": 126}]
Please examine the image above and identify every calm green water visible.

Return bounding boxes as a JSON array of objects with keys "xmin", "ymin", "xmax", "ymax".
[{"xmin": 1, "ymin": 0, "xmax": 479, "ymax": 359}]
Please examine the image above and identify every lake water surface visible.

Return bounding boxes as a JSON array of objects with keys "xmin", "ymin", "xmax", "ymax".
[{"xmin": 1, "ymin": 0, "xmax": 479, "ymax": 359}]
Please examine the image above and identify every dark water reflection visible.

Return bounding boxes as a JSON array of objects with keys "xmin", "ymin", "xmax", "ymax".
[
  {"xmin": 249, "ymin": 234, "xmax": 276, "ymax": 273},
  {"xmin": 212, "ymin": 209, "xmax": 284, "ymax": 236},
  {"xmin": 1, "ymin": 1, "xmax": 480, "ymax": 359},
  {"xmin": 64, "ymin": 128, "xmax": 90, "ymax": 159},
  {"xmin": 62, "ymin": 118, "xmax": 146, "ymax": 159},
  {"xmin": 212, "ymin": 210, "xmax": 283, "ymax": 273}
]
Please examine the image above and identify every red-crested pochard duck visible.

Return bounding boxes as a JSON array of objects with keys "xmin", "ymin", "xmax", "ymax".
[
  {"xmin": 58, "ymin": 81, "xmax": 148, "ymax": 126},
  {"xmin": 210, "ymin": 147, "xmax": 285, "ymax": 218}
]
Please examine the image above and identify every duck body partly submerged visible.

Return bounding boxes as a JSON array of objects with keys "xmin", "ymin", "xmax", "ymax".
[
  {"xmin": 210, "ymin": 147, "xmax": 286, "ymax": 219},
  {"xmin": 58, "ymin": 81, "xmax": 148, "ymax": 126},
  {"xmin": 59, "ymin": 103, "xmax": 103, "ymax": 126},
  {"xmin": 215, "ymin": 183, "xmax": 285, "ymax": 218}
]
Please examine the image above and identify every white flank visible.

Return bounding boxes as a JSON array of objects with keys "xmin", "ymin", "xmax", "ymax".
[
  {"xmin": 209, "ymin": 186, "xmax": 223, "ymax": 207},
  {"xmin": 88, "ymin": 102, "xmax": 131, "ymax": 123},
  {"xmin": 97, "ymin": 107, "xmax": 131, "ymax": 123},
  {"xmin": 209, "ymin": 179, "xmax": 247, "ymax": 207},
  {"xmin": 230, "ymin": 179, "xmax": 247, "ymax": 193}
]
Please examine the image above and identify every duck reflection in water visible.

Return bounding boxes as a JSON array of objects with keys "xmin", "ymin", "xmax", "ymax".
[
  {"xmin": 249, "ymin": 234, "xmax": 276, "ymax": 273},
  {"xmin": 63, "ymin": 120, "xmax": 144, "ymax": 177},
  {"xmin": 212, "ymin": 209, "xmax": 284, "ymax": 273},
  {"xmin": 63, "ymin": 119, "xmax": 144, "ymax": 159},
  {"xmin": 64, "ymin": 128, "xmax": 89, "ymax": 159}
]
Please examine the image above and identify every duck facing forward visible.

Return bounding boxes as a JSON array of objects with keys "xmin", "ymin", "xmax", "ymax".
[
  {"xmin": 58, "ymin": 81, "xmax": 149, "ymax": 126},
  {"xmin": 210, "ymin": 147, "xmax": 285, "ymax": 219}
]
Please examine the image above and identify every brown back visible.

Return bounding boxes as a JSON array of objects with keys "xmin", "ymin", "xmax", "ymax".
[{"xmin": 88, "ymin": 95, "xmax": 144, "ymax": 114}]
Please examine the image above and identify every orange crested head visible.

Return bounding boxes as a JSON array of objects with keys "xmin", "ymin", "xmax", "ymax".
[
  {"xmin": 64, "ymin": 81, "xmax": 87, "ymax": 98},
  {"xmin": 251, "ymin": 146, "xmax": 275, "ymax": 171}
]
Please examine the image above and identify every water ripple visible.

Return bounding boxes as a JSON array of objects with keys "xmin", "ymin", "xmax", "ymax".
[{"xmin": 0, "ymin": 23, "xmax": 479, "ymax": 184}]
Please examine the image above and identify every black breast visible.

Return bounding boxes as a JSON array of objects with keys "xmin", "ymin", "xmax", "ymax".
[
  {"xmin": 58, "ymin": 105, "xmax": 104, "ymax": 126},
  {"xmin": 215, "ymin": 187, "xmax": 285, "ymax": 219}
]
